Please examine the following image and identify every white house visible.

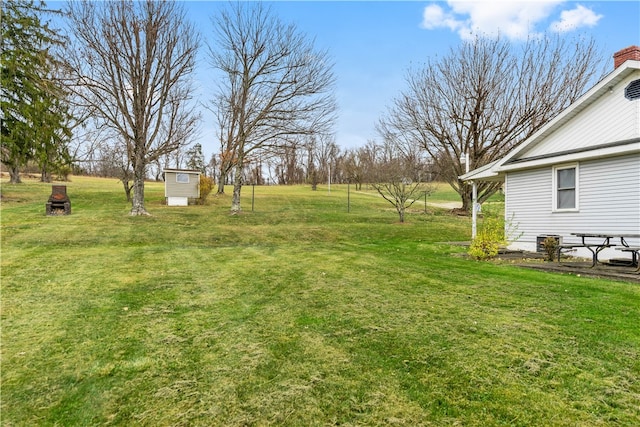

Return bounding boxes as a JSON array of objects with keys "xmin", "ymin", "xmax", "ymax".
[
  {"xmin": 163, "ymin": 169, "xmax": 201, "ymax": 206},
  {"xmin": 461, "ymin": 46, "xmax": 640, "ymax": 262}
]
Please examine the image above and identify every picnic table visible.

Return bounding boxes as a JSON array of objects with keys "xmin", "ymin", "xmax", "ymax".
[{"xmin": 557, "ymin": 233, "xmax": 640, "ymax": 268}]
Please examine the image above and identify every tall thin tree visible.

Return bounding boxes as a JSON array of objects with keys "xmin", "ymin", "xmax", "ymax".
[
  {"xmin": 209, "ymin": 2, "xmax": 336, "ymax": 214},
  {"xmin": 65, "ymin": 0, "xmax": 200, "ymax": 215},
  {"xmin": 1, "ymin": 0, "xmax": 71, "ymax": 184}
]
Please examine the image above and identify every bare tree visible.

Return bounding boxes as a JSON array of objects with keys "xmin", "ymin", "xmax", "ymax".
[
  {"xmin": 310, "ymin": 134, "xmax": 340, "ymax": 186},
  {"xmin": 370, "ymin": 139, "xmax": 435, "ymax": 223},
  {"xmin": 65, "ymin": 0, "xmax": 200, "ymax": 215},
  {"xmin": 98, "ymin": 142, "xmax": 135, "ymax": 201},
  {"xmin": 303, "ymin": 136, "xmax": 320, "ymax": 190},
  {"xmin": 207, "ymin": 91, "xmax": 237, "ymax": 194},
  {"xmin": 272, "ymin": 144, "xmax": 304, "ymax": 184},
  {"xmin": 205, "ymin": 152, "xmax": 220, "ymax": 183},
  {"xmin": 209, "ymin": 2, "xmax": 336, "ymax": 214},
  {"xmin": 343, "ymin": 140, "xmax": 381, "ymax": 190},
  {"xmin": 378, "ymin": 35, "xmax": 604, "ymax": 211}
]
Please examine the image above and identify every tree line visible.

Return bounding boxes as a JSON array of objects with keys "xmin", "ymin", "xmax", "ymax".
[{"xmin": 1, "ymin": 0, "xmax": 604, "ymax": 216}]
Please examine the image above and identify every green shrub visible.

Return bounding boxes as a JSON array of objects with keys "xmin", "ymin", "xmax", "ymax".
[
  {"xmin": 197, "ymin": 175, "xmax": 214, "ymax": 205},
  {"xmin": 468, "ymin": 209, "xmax": 506, "ymax": 260},
  {"xmin": 541, "ymin": 236, "xmax": 559, "ymax": 262}
]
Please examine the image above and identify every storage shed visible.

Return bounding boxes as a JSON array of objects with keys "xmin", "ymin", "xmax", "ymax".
[{"xmin": 163, "ymin": 169, "xmax": 201, "ymax": 206}]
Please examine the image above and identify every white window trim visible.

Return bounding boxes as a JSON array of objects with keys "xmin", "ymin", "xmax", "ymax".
[
  {"xmin": 176, "ymin": 173, "xmax": 190, "ymax": 184},
  {"xmin": 552, "ymin": 163, "xmax": 579, "ymax": 212}
]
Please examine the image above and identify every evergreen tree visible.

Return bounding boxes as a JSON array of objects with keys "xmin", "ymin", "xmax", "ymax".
[
  {"xmin": 1, "ymin": 0, "xmax": 71, "ymax": 184},
  {"xmin": 185, "ymin": 143, "xmax": 206, "ymax": 174}
]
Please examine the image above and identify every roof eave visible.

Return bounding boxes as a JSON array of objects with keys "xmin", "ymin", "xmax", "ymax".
[
  {"xmin": 163, "ymin": 168, "xmax": 201, "ymax": 174},
  {"xmin": 499, "ymin": 140, "xmax": 640, "ymax": 172},
  {"xmin": 459, "ymin": 160, "xmax": 504, "ymax": 182},
  {"xmin": 499, "ymin": 60, "xmax": 640, "ymax": 165}
]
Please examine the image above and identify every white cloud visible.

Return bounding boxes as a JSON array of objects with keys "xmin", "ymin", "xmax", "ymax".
[
  {"xmin": 549, "ymin": 5, "xmax": 602, "ymax": 33},
  {"xmin": 421, "ymin": 4, "xmax": 463, "ymax": 32},
  {"xmin": 420, "ymin": 1, "xmax": 600, "ymax": 41}
]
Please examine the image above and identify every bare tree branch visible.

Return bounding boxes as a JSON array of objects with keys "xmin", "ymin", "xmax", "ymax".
[
  {"xmin": 378, "ymin": 35, "xmax": 604, "ymax": 211},
  {"xmin": 368, "ymin": 139, "xmax": 435, "ymax": 223},
  {"xmin": 208, "ymin": 2, "xmax": 336, "ymax": 213},
  {"xmin": 64, "ymin": 0, "xmax": 200, "ymax": 215}
]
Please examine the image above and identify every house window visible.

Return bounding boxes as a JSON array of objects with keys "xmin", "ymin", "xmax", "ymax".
[
  {"xmin": 176, "ymin": 173, "xmax": 189, "ymax": 184},
  {"xmin": 553, "ymin": 164, "xmax": 578, "ymax": 211}
]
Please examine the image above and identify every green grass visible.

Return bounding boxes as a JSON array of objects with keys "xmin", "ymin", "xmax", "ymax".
[
  {"xmin": 355, "ymin": 181, "xmax": 463, "ymax": 205},
  {"xmin": 355, "ymin": 181, "xmax": 504, "ymax": 207},
  {"xmin": 2, "ymin": 176, "xmax": 639, "ymax": 426}
]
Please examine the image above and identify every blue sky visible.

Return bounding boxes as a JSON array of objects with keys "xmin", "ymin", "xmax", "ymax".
[
  {"xmin": 188, "ymin": 1, "xmax": 640, "ymax": 157},
  {"xmin": 51, "ymin": 1, "xmax": 640, "ymax": 158}
]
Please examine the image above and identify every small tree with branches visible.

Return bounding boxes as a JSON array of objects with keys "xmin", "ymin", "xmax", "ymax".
[
  {"xmin": 209, "ymin": 2, "xmax": 336, "ymax": 214},
  {"xmin": 370, "ymin": 141, "xmax": 435, "ymax": 223}
]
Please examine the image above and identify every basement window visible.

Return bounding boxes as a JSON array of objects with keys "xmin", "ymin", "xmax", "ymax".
[
  {"xmin": 553, "ymin": 164, "xmax": 579, "ymax": 212},
  {"xmin": 176, "ymin": 173, "xmax": 189, "ymax": 184},
  {"xmin": 625, "ymin": 79, "xmax": 640, "ymax": 100}
]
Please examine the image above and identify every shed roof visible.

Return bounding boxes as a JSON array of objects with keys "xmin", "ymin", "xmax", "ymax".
[{"xmin": 163, "ymin": 168, "xmax": 201, "ymax": 174}]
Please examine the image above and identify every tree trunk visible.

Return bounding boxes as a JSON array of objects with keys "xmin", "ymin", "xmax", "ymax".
[
  {"xmin": 231, "ymin": 150, "xmax": 244, "ymax": 215},
  {"xmin": 398, "ymin": 207, "xmax": 405, "ymax": 223},
  {"xmin": 231, "ymin": 178, "xmax": 242, "ymax": 215},
  {"xmin": 41, "ymin": 169, "xmax": 52, "ymax": 183},
  {"xmin": 231, "ymin": 162, "xmax": 242, "ymax": 215},
  {"xmin": 230, "ymin": 181, "xmax": 242, "ymax": 214},
  {"xmin": 130, "ymin": 161, "xmax": 150, "ymax": 216},
  {"xmin": 461, "ymin": 190, "xmax": 472, "ymax": 212},
  {"xmin": 9, "ymin": 165, "xmax": 21, "ymax": 184},
  {"xmin": 230, "ymin": 162, "xmax": 243, "ymax": 214},
  {"xmin": 217, "ymin": 172, "xmax": 225, "ymax": 194},
  {"xmin": 121, "ymin": 178, "xmax": 133, "ymax": 202},
  {"xmin": 458, "ymin": 180, "xmax": 472, "ymax": 213}
]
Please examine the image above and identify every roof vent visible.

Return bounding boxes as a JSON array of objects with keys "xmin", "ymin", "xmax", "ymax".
[{"xmin": 625, "ymin": 79, "xmax": 640, "ymax": 100}]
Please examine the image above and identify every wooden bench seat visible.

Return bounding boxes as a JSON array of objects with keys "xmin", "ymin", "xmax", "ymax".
[{"xmin": 616, "ymin": 246, "xmax": 640, "ymax": 271}]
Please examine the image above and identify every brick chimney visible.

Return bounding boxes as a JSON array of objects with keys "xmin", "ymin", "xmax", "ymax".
[{"xmin": 613, "ymin": 45, "xmax": 640, "ymax": 69}]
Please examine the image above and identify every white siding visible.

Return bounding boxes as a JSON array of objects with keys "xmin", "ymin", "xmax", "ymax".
[
  {"xmin": 164, "ymin": 172, "xmax": 200, "ymax": 198},
  {"xmin": 520, "ymin": 72, "xmax": 640, "ymax": 159},
  {"xmin": 506, "ymin": 154, "xmax": 640, "ymax": 260}
]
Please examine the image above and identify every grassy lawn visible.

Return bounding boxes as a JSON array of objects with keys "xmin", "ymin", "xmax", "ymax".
[
  {"xmin": 355, "ymin": 181, "xmax": 467, "ymax": 206},
  {"xmin": 2, "ymin": 176, "xmax": 639, "ymax": 426}
]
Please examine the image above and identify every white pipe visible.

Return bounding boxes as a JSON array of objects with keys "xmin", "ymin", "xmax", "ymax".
[{"xmin": 472, "ymin": 181, "xmax": 478, "ymax": 239}]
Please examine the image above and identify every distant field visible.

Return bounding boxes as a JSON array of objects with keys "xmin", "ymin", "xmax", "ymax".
[{"xmin": 2, "ymin": 176, "xmax": 639, "ymax": 426}]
